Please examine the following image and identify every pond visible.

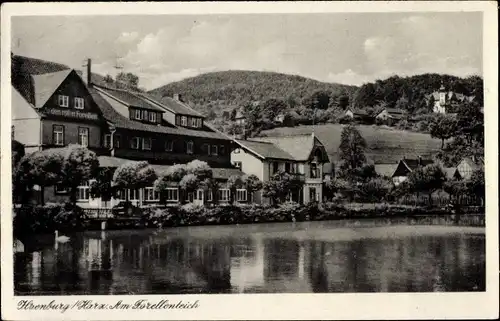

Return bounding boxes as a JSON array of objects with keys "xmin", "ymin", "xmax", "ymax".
[{"xmin": 14, "ymin": 218, "xmax": 485, "ymax": 294}]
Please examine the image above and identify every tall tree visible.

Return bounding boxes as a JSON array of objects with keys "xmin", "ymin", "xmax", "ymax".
[
  {"xmin": 116, "ymin": 72, "xmax": 139, "ymax": 89},
  {"xmin": 429, "ymin": 114, "xmax": 458, "ymax": 149},
  {"xmin": 338, "ymin": 124, "xmax": 367, "ymax": 176},
  {"xmin": 404, "ymin": 164, "xmax": 447, "ymax": 204},
  {"xmin": 242, "ymin": 174, "xmax": 263, "ymax": 203},
  {"xmin": 262, "ymin": 171, "xmax": 304, "ymax": 204}
]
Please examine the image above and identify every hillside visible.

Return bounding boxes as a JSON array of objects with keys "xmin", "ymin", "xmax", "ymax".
[
  {"xmin": 260, "ymin": 124, "xmax": 443, "ymax": 164},
  {"xmin": 148, "ymin": 70, "xmax": 358, "ymax": 116}
]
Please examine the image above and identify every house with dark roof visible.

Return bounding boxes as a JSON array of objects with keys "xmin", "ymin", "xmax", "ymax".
[
  {"xmin": 344, "ymin": 108, "xmax": 373, "ymax": 124},
  {"xmin": 231, "ymin": 133, "xmax": 329, "ymax": 204},
  {"xmin": 375, "ymin": 108, "xmax": 405, "ymax": 125},
  {"xmin": 391, "ymin": 157, "xmax": 435, "ymax": 186},
  {"xmin": 12, "ymin": 55, "xmax": 242, "ymax": 207}
]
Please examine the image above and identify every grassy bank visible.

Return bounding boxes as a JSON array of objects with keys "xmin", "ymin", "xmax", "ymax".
[{"xmin": 13, "ymin": 202, "xmax": 484, "ymax": 240}]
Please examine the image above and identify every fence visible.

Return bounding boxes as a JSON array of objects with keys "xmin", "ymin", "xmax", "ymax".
[
  {"xmin": 83, "ymin": 208, "xmax": 114, "ymax": 219},
  {"xmin": 398, "ymin": 194, "xmax": 482, "ymax": 207}
]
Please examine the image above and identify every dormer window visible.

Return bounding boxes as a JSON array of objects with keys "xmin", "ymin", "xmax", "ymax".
[
  {"xmin": 190, "ymin": 117, "xmax": 196, "ymax": 127},
  {"xmin": 181, "ymin": 116, "xmax": 187, "ymax": 126},
  {"xmin": 134, "ymin": 109, "xmax": 141, "ymax": 120},
  {"xmin": 149, "ymin": 112, "xmax": 157, "ymax": 123},
  {"xmin": 58, "ymin": 95, "xmax": 69, "ymax": 107},
  {"xmin": 186, "ymin": 141, "xmax": 194, "ymax": 154},
  {"xmin": 74, "ymin": 97, "xmax": 84, "ymax": 109},
  {"xmin": 142, "ymin": 110, "xmax": 149, "ymax": 120}
]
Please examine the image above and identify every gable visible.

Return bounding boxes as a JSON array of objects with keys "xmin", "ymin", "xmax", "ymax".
[
  {"xmin": 12, "ymin": 86, "xmax": 40, "ymax": 119},
  {"xmin": 32, "ymin": 69, "xmax": 72, "ymax": 108},
  {"xmin": 392, "ymin": 161, "xmax": 411, "ymax": 177}
]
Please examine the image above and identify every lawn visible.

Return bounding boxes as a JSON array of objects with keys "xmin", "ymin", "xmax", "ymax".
[{"xmin": 261, "ymin": 124, "xmax": 443, "ymax": 164}]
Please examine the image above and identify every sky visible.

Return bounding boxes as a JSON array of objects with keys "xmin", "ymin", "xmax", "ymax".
[{"xmin": 12, "ymin": 12, "xmax": 483, "ymax": 90}]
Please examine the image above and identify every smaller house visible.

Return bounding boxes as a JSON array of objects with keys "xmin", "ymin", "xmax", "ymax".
[
  {"xmin": 456, "ymin": 156, "xmax": 484, "ymax": 180},
  {"xmin": 375, "ymin": 108, "xmax": 405, "ymax": 125},
  {"xmin": 344, "ymin": 108, "xmax": 372, "ymax": 123},
  {"xmin": 234, "ymin": 110, "xmax": 246, "ymax": 125},
  {"xmin": 391, "ymin": 157, "xmax": 434, "ymax": 186},
  {"xmin": 426, "ymin": 83, "xmax": 475, "ymax": 114}
]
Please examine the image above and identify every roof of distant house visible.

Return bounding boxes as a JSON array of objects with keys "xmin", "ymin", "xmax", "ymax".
[
  {"xmin": 375, "ymin": 164, "xmax": 398, "ymax": 177},
  {"xmin": 234, "ymin": 139, "xmax": 294, "ymax": 160},
  {"xmin": 346, "ymin": 108, "xmax": 369, "ymax": 116},
  {"xmin": 250, "ymin": 133, "xmax": 318, "ymax": 161},
  {"xmin": 145, "ymin": 93, "xmax": 204, "ymax": 117},
  {"xmin": 400, "ymin": 158, "xmax": 435, "ymax": 171},
  {"xmin": 95, "ymin": 86, "xmax": 165, "ymax": 112}
]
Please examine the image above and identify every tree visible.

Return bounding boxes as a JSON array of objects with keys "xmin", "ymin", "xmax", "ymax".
[
  {"xmin": 103, "ymin": 74, "xmax": 113, "ymax": 83},
  {"xmin": 116, "ymin": 72, "xmax": 139, "ymax": 89},
  {"xmin": 185, "ymin": 160, "xmax": 213, "ymax": 181},
  {"xmin": 262, "ymin": 171, "xmax": 304, "ymax": 204},
  {"xmin": 90, "ymin": 167, "xmax": 116, "ymax": 208},
  {"xmin": 467, "ymin": 169, "xmax": 485, "ymax": 205},
  {"xmin": 429, "ymin": 114, "xmax": 458, "ymax": 149},
  {"xmin": 338, "ymin": 124, "xmax": 367, "ymax": 179},
  {"xmin": 60, "ymin": 145, "xmax": 99, "ymax": 205},
  {"xmin": 262, "ymin": 98, "xmax": 287, "ymax": 121},
  {"xmin": 201, "ymin": 177, "xmax": 220, "ymax": 205},
  {"xmin": 179, "ymin": 173, "xmax": 199, "ymax": 199},
  {"xmin": 15, "ymin": 149, "xmax": 64, "ymax": 205},
  {"xmin": 226, "ymin": 175, "xmax": 244, "ymax": 204},
  {"xmin": 405, "ymin": 164, "xmax": 447, "ymax": 204},
  {"xmin": 358, "ymin": 177, "xmax": 393, "ymax": 203},
  {"xmin": 304, "ymin": 90, "xmax": 330, "ymax": 110},
  {"xmin": 113, "ymin": 161, "xmax": 157, "ymax": 202},
  {"xmin": 12, "ymin": 140, "xmax": 25, "ymax": 168},
  {"xmin": 242, "ymin": 174, "xmax": 263, "ymax": 203}
]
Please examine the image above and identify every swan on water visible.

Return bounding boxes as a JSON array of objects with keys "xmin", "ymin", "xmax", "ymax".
[{"xmin": 55, "ymin": 230, "xmax": 70, "ymax": 243}]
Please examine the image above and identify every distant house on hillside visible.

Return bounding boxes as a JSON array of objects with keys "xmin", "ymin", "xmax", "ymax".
[
  {"xmin": 234, "ymin": 110, "xmax": 246, "ymax": 125},
  {"xmin": 456, "ymin": 156, "xmax": 484, "ymax": 180},
  {"xmin": 344, "ymin": 108, "xmax": 372, "ymax": 123},
  {"xmin": 375, "ymin": 108, "xmax": 405, "ymax": 125},
  {"xmin": 273, "ymin": 113, "xmax": 285, "ymax": 123},
  {"xmin": 426, "ymin": 83, "xmax": 475, "ymax": 114},
  {"xmin": 391, "ymin": 157, "xmax": 434, "ymax": 186}
]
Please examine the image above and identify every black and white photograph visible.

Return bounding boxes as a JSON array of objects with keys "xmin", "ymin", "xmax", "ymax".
[{"xmin": 1, "ymin": 1, "xmax": 498, "ymax": 320}]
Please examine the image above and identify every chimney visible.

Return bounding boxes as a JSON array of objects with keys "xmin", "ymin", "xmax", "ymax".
[
  {"xmin": 82, "ymin": 58, "xmax": 92, "ymax": 87},
  {"xmin": 173, "ymin": 93, "xmax": 182, "ymax": 102},
  {"xmin": 418, "ymin": 155, "xmax": 422, "ymax": 166}
]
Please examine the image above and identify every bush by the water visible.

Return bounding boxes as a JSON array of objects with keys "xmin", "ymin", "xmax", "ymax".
[{"xmin": 14, "ymin": 202, "xmax": 88, "ymax": 238}]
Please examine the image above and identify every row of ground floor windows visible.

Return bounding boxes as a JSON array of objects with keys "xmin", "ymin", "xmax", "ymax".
[{"xmin": 55, "ymin": 181, "xmax": 248, "ymax": 203}]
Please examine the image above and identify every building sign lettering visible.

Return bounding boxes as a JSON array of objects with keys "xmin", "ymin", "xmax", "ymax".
[{"xmin": 45, "ymin": 108, "xmax": 99, "ymax": 120}]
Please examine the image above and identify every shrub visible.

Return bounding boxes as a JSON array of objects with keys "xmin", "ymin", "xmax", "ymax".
[{"xmin": 53, "ymin": 203, "xmax": 88, "ymax": 232}]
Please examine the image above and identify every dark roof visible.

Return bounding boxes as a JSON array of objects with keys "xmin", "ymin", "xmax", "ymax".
[
  {"xmin": 385, "ymin": 108, "xmax": 404, "ymax": 115},
  {"xmin": 12, "ymin": 54, "xmax": 70, "ymax": 75},
  {"xmin": 96, "ymin": 86, "xmax": 165, "ymax": 112},
  {"xmin": 145, "ymin": 93, "xmax": 204, "ymax": 117},
  {"xmin": 89, "ymin": 87, "xmax": 228, "ymax": 140},
  {"xmin": 150, "ymin": 164, "xmax": 243, "ymax": 180},
  {"xmin": 402, "ymin": 158, "xmax": 434, "ymax": 171},
  {"xmin": 251, "ymin": 134, "xmax": 317, "ymax": 161},
  {"xmin": 234, "ymin": 139, "xmax": 294, "ymax": 160}
]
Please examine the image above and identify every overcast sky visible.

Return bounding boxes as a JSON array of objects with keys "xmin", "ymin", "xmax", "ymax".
[{"xmin": 12, "ymin": 12, "xmax": 482, "ymax": 90}]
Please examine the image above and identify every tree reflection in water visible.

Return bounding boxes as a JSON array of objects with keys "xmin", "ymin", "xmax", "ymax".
[{"xmin": 14, "ymin": 223, "xmax": 486, "ymax": 295}]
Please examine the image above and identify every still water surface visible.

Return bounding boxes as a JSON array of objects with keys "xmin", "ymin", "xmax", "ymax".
[{"xmin": 15, "ymin": 219, "xmax": 485, "ymax": 294}]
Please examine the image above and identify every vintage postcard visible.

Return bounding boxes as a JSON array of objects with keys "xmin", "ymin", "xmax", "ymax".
[{"xmin": 1, "ymin": 1, "xmax": 498, "ymax": 320}]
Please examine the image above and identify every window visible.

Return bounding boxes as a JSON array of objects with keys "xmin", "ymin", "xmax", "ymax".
[
  {"xmin": 186, "ymin": 141, "xmax": 194, "ymax": 154},
  {"xmin": 77, "ymin": 181, "xmax": 90, "ymax": 201},
  {"xmin": 207, "ymin": 191, "xmax": 213, "ymax": 202},
  {"xmin": 55, "ymin": 184, "xmax": 68, "ymax": 194},
  {"xmin": 285, "ymin": 163, "xmax": 291, "ymax": 173},
  {"xmin": 144, "ymin": 187, "xmax": 159, "ymax": 202},
  {"xmin": 165, "ymin": 140, "xmax": 173, "ymax": 152},
  {"xmin": 236, "ymin": 189, "xmax": 247, "ymax": 202},
  {"xmin": 74, "ymin": 97, "xmax": 84, "ymax": 109},
  {"xmin": 134, "ymin": 109, "xmax": 142, "ymax": 120},
  {"xmin": 203, "ymin": 143, "xmax": 210, "ymax": 155},
  {"xmin": 114, "ymin": 134, "xmax": 121, "ymax": 149},
  {"xmin": 181, "ymin": 116, "xmax": 187, "ymax": 126},
  {"xmin": 58, "ymin": 95, "xmax": 69, "ymax": 107},
  {"xmin": 220, "ymin": 145, "xmax": 225, "ymax": 155},
  {"xmin": 166, "ymin": 188, "xmax": 179, "ymax": 202},
  {"xmin": 310, "ymin": 163, "xmax": 319, "ymax": 178},
  {"xmin": 78, "ymin": 127, "xmax": 89, "ymax": 147},
  {"xmin": 196, "ymin": 118, "xmax": 202, "ymax": 128},
  {"xmin": 148, "ymin": 112, "xmax": 157, "ymax": 123},
  {"xmin": 197, "ymin": 189, "xmax": 204, "ymax": 201},
  {"xmin": 218, "ymin": 189, "xmax": 230, "ymax": 202},
  {"xmin": 290, "ymin": 163, "xmax": 297, "ymax": 173},
  {"xmin": 130, "ymin": 137, "xmax": 140, "ymax": 149},
  {"xmin": 272, "ymin": 162, "xmax": 279, "ymax": 174},
  {"xmin": 189, "ymin": 117, "xmax": 197, "ymax": 127},
  {"xmin": 103, "ymin": 134, "xmax": 111, "ymax": 148},
  {"xmin": 53, "ymin": 125, "xmax": 64, "ymax": 146},
  {"xmin": 212, "ymin": 145, "xmax": 218, "ymax": 156},
  {"xmin": 142, "ymin": 137, "xmax": 152, "ymax": 150},
  {"xmin": 298, "ymin": 164, "xmax": 305, "ymax": 174},
  {"xmin": 142, "ymin": 110, "xmax": 149, "ymax": 121},
  {"xmin": 233, "ymin": 161, "xmax": 242, "ymax": 170},
  {"xmin": 129, "ymin": 189, "xmax": 140, "ymax": 201}
]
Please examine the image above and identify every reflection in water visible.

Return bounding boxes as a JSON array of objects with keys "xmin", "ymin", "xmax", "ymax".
[{"xmin": 14, "ymin": 220, "xmax": 485, "ymax": 295}]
